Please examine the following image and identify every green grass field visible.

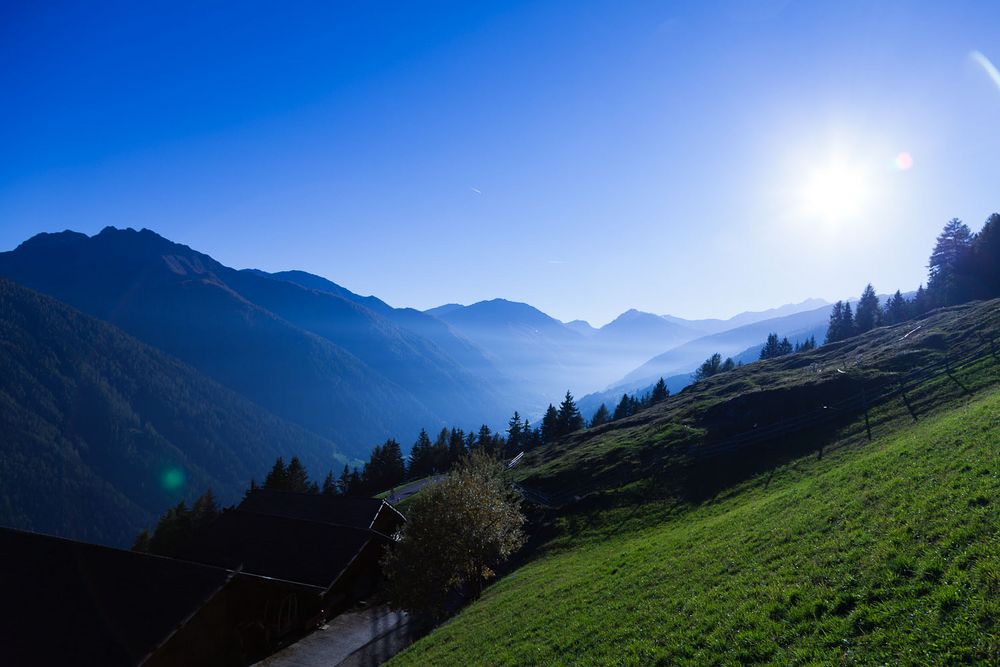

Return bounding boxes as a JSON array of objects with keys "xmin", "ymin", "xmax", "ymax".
[{"xmin": 390, "ymin": 301, "xmax": 1000, "ymax": 666}]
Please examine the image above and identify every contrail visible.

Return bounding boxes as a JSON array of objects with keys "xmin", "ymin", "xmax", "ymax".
[
  {"xmin": 470, "ymin": 187, "xmax": 483, "ymax": 195},
  {"xmin": 970, "ymin": 50, "xmax": 1000, "ymax": 92}
]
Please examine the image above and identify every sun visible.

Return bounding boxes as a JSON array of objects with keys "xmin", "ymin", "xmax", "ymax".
[{"xmin": 796, "ymin": 156, "xmax": 874, "ymax": 226}]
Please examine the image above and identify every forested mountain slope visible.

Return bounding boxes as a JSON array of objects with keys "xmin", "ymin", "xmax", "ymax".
[
  {"xmin": 0, "ymin": 279, "xmax": 342, "ymax": 547},
  {"xmin": 0, "ymin": 228, "xmax": 512, "ymax": 455}
]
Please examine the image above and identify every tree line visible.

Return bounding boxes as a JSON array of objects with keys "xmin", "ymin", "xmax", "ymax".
[{"xmin": 826, "ymin": 214, "xmax": 1000, "ymax": 344}]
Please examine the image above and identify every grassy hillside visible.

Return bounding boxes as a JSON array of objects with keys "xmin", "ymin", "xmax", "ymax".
[{"xmin": 390, "ymin": 301, "xmax": 1000, "ymax": 665}]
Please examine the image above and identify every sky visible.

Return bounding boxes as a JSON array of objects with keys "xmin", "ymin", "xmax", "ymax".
[{"xmin": 2, "ymin": 1, "xmax": 999, "ymax": 325}]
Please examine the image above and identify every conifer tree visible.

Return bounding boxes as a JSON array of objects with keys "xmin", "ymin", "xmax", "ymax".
[
  {"xmin": 650, "ymin": 378, "xmax": 669, "ymax": 403},
  {"xmin": 448, "ymin": 428, "xmax": 467, "ymax": 465},
  {"xmin": 285, "ymin": 456, "xmax": 312, "ymax": 493},
  {"xmin": 263, "ymin": 457, "xmax": 288, "ymax": 490},
  {"xmin": 694, "ymin": 353, "xmax": 722, "ymax": 380},
  {"xmin": 721, "ymin": 357, "xmax": 736, "ymax": 372},
  {"xmin": 927, "ymin": 218, "xmax": 974, "ymax": 305},
  {"xmin": 408, "ymin": 429, "xmax": 435, "ymax": 479},
  {"xmin": 970, "ymin": 213, "xmax": 1000, "ymax": 298},
  {"xmin": 338, "ymin": 464, "xmax": 352, "ymax": 494},
  {"xmin": 506, "ymin": 411, "xmax": 523, "ymax": 453},
  {"xmin": 612, "ymin": 393, "xmax": 631, "ymax": 421},
  {"xmin": 854, "ymin": 283, "xmax": 881, "ymax": 333},
  {"xmin": 590, "ymin": 403, "xmax": 610, "ymax": 427},
  {"xmin": 540, "ymin": 404, "xmax": 560, "ymax": 443},
  {"xmin": 556, "ymin": 391, "xmax": 583, "ymax": 436},
  {"xmin": 321, "ymin": 471, "xmax": 338, "ymax": 495},
  {"xmin": 478, "ymin": 424, "xmax": 495, "ymax": 455}
]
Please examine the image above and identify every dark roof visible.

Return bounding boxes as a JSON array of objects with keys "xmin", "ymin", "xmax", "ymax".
[
  {"xmin": 238, "ymin": 489, "xmax": 403, "ymax": 532},
  {"xmin": 0, "ymin": 526, "xmax": 233, "ymax": 667},
  {"xmin": 179, "ymin": 510, "xmax": 378, "ymax": 589}
]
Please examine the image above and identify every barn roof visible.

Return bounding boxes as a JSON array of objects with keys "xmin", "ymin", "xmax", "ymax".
[
  {"xmin": 238, "ymin": 489, "xmax": 403, "ymax": 533},
  {"xmin": 179, "ymin": 509, "xmax": 383, "ymax": 589},
  {"xmin": 0, "ymin": 526, "xmax": 233, "ymax": 666}
]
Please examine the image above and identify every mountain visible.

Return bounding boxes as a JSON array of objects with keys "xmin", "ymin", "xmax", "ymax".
[
  {"xmin": 426, "ymin": 299, "xmax": 587, "ymax": 403},
  {"xmin": 0, "ymin": 228, "xmax": 512, "ymax": 456},
  {"xmin": 249, "ymin": 269, "xmax": 514, "ymax": 394},
  {"xmin": 594, "ymin": 309, "xmax": 702, "ymax": 354},
  {"xmin": 661, "ymin": 298, "xmax": 829, "ymax": 335},
  {"xmin": 564, "ymin": 320, "xmax": 598, "ymax": 336},
  {"xmin": 0, "ymin": 278, "xmax": 342, "ymax": 547}
]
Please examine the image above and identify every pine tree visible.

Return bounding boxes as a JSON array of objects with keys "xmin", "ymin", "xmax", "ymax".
[
  {"xmin": 338, "ymin": 464, "xmax": 352, "ymax": 495},
  {"xmin": 556, "ymin": 391, "xmax": 583, "ymax": 436},
  {"xmin": 760, "ymin": 333, "xmax": 780, "ymax": 360},
  {"xmin": 650, "ymin": 378, "xmax": 669, "ymax": 403},
  {"xmin": 286, "ymin": 456, "xmax": 312, "ymax": 493},
  {"xmin": 970, "ymin": 213, "xmax": 1000, "ymax": 298},
  {"xmin": 321, "ymin": 471, "xmax": 338, "ymax": 495},
  {"xmin": 448, "ymin": 428, "xmax": 467, "ymax": 465},
  {"xmin": 912, "ymin": 284, "xmax": 930, "ymax": 316},
  {"xmin": 478, "ymin": 424, "xmax": 495, "ymax": 456},
  {"xmin": 589, "ymin": 403, "xmax": 610, "ymax": 427},
  {"xmin": 612, "ymin": 394, "xmax": 631, "ymax": 421},
  {"xmin": 506, "ymin": 412, "xmax": 523, "ymax": 453},
  {"xmin": 721, "ymin": 357, "xmax": 736, "ymax": 372},
  {"xmin": 778, "ymin": 336, "xmax": 793, "ymax": 356},
  {"xmin": 540, "ymin": 404, "xmax": 560, "ymax": 443},
  {"xmin": 694, "ymin": 353, "xmax": 722, "ymax": 380},
  {"xmin": 883, "ymin": 290, "xmax": 908, "ymax": 325},
  {"xmin": 408, "ymin": 429, "xmax": 434, "ymax": 479},
  {"xmin": 854, "ymin": 283, "xmax": 881, "ymax": 333},
  {"xmin": 263, "ymin": 457, "xmax": 288, "ymax": 490},
  {"xmin": 190, "ymin": 490, "xmax": 219, "ymax": 531},
  {"xmin": 928, "ymin": 218, "xmax": 974, "ymax": 305}
]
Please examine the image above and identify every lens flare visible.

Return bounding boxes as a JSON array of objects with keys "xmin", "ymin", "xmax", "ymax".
[
  {"xmin": 893, "ymin": 152, "xmax": 913, "ymax": 171},
  {"xmin": 161, "ymin": 467, "xmax": 186, "ymax": 491}
]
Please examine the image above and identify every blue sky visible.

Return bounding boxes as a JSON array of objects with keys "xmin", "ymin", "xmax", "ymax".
[{"xmin": 2, "ymin": 1, "xmax": 999, "ymax": 325}]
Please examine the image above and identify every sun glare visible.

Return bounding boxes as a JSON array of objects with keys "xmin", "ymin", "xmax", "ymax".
[{"xmin": 799, "ymin": 160, "xmax": 870, "ymax": 223}]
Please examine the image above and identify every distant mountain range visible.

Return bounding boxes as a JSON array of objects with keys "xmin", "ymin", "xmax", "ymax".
[
  {"xmin": 428, "ymin": 298, "xmax": 829, "ymax": 412},
  {"xmin": 0, "ymin": 278, "xmax": 342, "ymax": 546}
]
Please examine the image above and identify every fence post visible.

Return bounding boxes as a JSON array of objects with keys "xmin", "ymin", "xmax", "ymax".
[
  {"xmin": 860, "ymin": 381, "xmax": 872, "ymax": 441},
  {"xmin": 898, "ymin": 380, "xmax": 918, "ymax": 421}
]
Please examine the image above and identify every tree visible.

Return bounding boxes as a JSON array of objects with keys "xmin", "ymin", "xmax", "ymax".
[
  {"xmin": 928, "ymin": 218, "xmax": 974, "ymax": 305},
  {"xmin": 694, "ymin": 353, "xmax": 722, "ymax": 381},
  {"xmin": 760, "ymin": 333, "xmax": 780, "ymax": 360},
  {"xmin": 556, "ymin": 391, "xmax": 584, "ymax": 436},
  {"xmin": 321, "ymin": 471, "xmax": 338, "ymax": 495},
  {"xmin": 883, "ymin": 290, "xmax": 909, "ymax": 325},
  {"xmin": 506, "ymin": 412, "xmax": 523, "ymax": 453},
  {"xmin": 477, "ymin": 424, "xmax": 497, "ymax": 456},
  {"xmin": 854, "ymin": 283, "xmax": 881, "ymax": 333},
  {"xmin": 408, "ymin": 429, "xmax": 434, "ymax": 479},
  {"xmin": 263, "ymin": 457, "xmax": 288, "ymax": 490},
  {"xmin": 285, "ymin": 456, "xmax": 314, "ymax": 493},
  {"xmin": 825, "ymin": 300, "xmax": 855, "ymax": 344},
  {"xmin": 650, "ymin": 378, "xmax": 669, "ymax": 403},
  {"xmin": 381, "ymin": 451, "xmax": 525, "ymax": 619},
  {"xmin": 589, "ymin": 403, "xmax": 610, "ymax": 428},
  {"xmin": 448, "ymin": 428, "xmax": 467, "ymax": 465},
  {"xmin": 338, "ymin": 464, "xmax": 352, "ymax": 495},
  {"xmin": 190, "ymin": 489, "xmax": 219, "ymax": 530},
  {"xmin": 969, "ymin": 213, "xmax": 1000, "ymax": 298},
  {"xmin": 720, "ymin": 357, "xmax": 736, "ymax": 372},
  {"xmin": 540, "ymin": 404, "xmax": 559, "ymax": 443},
  {"xmin": 612, "ymin": 393, "xmax": 632, "ymax": 421}
]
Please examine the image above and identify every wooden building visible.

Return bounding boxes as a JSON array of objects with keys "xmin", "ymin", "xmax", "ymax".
[{"xmin": 0, "ymin": 526, "xmax": 322, "ymax": 666}]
